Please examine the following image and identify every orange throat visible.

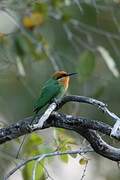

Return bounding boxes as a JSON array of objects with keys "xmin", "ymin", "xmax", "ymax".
[{"xmin": 59, "ymin": 76, "xmax": 70, "ymax": 92}]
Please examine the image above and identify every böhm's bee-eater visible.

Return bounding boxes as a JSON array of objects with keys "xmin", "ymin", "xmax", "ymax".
[
  {"xmin": 16, "ymin": 71, "xmax": 77, "ymax": 158},
  {"xmin": 33, "ymin": 71, "xmax": 77, "ymax": 113}
]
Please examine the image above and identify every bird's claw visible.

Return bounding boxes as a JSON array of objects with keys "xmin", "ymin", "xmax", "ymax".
[
  {"xmin": 53, "ymin": 98, "xmax": 61, "ymax": 106},
  {"xmin": 27, "ymin": 124, "xmax": 34, "ymax": 132}
]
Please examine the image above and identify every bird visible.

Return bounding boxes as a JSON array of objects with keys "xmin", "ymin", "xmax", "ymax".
[
  {"xmin": 16, "ymin": 71, "xmax": 77, "ymax": 158},
  {"xmin": 33, "ymin": 71, "xmax": 77, "ymax": 114}
]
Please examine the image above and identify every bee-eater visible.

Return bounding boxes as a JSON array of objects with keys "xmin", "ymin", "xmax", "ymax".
[
  {"xmin": 16, "ymin": 71, "xmax": 77, "ymax": 158},
  {"xmin": 33, "ymin": 71, "xmax": 77, "ymax": 113}
]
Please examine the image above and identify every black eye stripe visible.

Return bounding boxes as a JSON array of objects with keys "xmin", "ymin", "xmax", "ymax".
[{"xmin": 57, "ymin": 74, "xmax": 68, "ymax": 79}]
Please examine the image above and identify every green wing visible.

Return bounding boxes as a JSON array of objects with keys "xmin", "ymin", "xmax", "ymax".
[{"xmin": 33, "ymin": 78, "xmax": 60, "ymax": 113}]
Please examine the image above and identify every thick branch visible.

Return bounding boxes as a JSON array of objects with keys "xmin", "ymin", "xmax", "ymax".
[
  {"xmin": 77, "ymin": 129, "xmax": 120, "ymax": 161},
  {"xmin": 51, "ymin": 113, "xmax": 120, "ymax": 161},
  {"xmin": 0, "ymin": 95, "xmax": 120, "ymax": 162},
  {"xmin": 0, "ymin": 112, "xmax": 111, "ymax": 144}
]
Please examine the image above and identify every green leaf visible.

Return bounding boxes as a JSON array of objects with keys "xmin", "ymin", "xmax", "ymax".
[
  {"xmin": 79, "ymin": 158, "xmax": 88, "ymax": 165},
  {"xmin": 70, "ymin": 153, "xmax": 77, "ymax": 159},
  {"xmin": 77, "ymin": 50, "xmax": 95, "ymax": 80},
  {"xmin": 23, "ymin": 133, "xmax": 44, "ymax": 156},
  {"xmin": 22, "ymin": 161, "xmax": 45, "ymax": 180},
  {"xmin": 60, "ymin": 145, "xmax": 69, "ymax": 163},
  {"xmin": 60, "ymin": 154, "xmax": 69, "ymax": 163},
  {"xmin": 28, "ymin": 133, "xmax": 43, "ymax": 146}
]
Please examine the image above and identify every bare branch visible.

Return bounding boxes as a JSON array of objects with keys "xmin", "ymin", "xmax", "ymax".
[
  {"xmin": 4, "ymin": 148, "xmax": 92, "ymax": 180},
  {"xmin": 80, "ymin": 160, "xmax": 88, "ymax": 180}
]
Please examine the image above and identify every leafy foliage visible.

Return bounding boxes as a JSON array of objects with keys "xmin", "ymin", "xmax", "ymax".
[{"xmin": 22, "ymin": 133, "xmax": 44, "ymax": 156}]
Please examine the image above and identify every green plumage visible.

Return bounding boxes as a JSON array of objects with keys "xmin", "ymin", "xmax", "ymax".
[{"xmin": 33, "ymin": 78, "xmax": 64, "ymax": 113}]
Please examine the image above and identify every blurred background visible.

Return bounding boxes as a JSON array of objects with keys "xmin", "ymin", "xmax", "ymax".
[{"xmin": 0, "ymin": 0, "xmax": 120, "ymax": 179}]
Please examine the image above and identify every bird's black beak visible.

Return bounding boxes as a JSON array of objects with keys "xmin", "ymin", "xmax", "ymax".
[{"xmin": 67, "ymin": 72, "xmax": 78, "ymax": 77}]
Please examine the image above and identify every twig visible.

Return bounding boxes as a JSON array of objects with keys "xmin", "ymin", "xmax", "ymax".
[
  {"xmin": 74, "ymin": 0, "xmax": 83, "ymax": 14},
  {"xmin": 4, "ymin": 148, "xmax": 93, "ymax": 180},
  {"xmin": 32, "ymin": 159, "xmax": 38, "ymax": 180},
  {"xmin": 71, "ymin": 18, "xmax": 120, "ymax": 41},
  {"xmin": 80, "ymin": 160, "xmax": 88, "ymax": 180},
  {"xmin": 40, "ymin": 162, "xmax": 55, "ymax": 180},
  {"xmin": 43, "ymin": 165, "xmax": 54, "ymax": 180},
  {"xmin": 32, "ymin": 158, "xmax": 55, "ymax": 180}
]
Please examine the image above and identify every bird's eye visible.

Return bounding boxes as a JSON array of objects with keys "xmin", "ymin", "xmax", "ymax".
[{"xmin": 57, "ymin": 74, "xmax": 67, "ymax": 80}]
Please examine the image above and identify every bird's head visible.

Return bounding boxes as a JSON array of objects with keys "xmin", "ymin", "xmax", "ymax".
[
  {"xmin": 52, "ymin": 71, "xmax": 77, "ymax": 90},
  {"xmin": 52, "ymin": 71, "xmax": 77, "ymax": 80}
]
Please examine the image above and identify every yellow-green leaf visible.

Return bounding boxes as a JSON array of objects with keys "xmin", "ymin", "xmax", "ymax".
[
  {"xmin": 28, "ymin": 133, "xmax": 43, "ymax": 145},
  {"xmin": 79, "ymin": 158, "xmax": 88, "ymax": 165},
  {"xmin": 22, "ymin": 161, "xmax": 45, "ymax": 180},
  {"xmin": 59, "ymin": 145, "xmax": 69, "ymax": 163},
  {"xmin": 23, "ymin": 133, "xmax": 44, "ymax": 156},
  {"xmin": 60, "ymin": 154, "xmax": 69, "ymax": 163}
]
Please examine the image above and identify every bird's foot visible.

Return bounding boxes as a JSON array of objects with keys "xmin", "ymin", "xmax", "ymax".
[
  {"xmin": 27, "ymin": 124, "xmax": 34, "ymax": 132},
  {"xmin": 53, "ymin": 98, "xmax": 61, "ymax": 106}
]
